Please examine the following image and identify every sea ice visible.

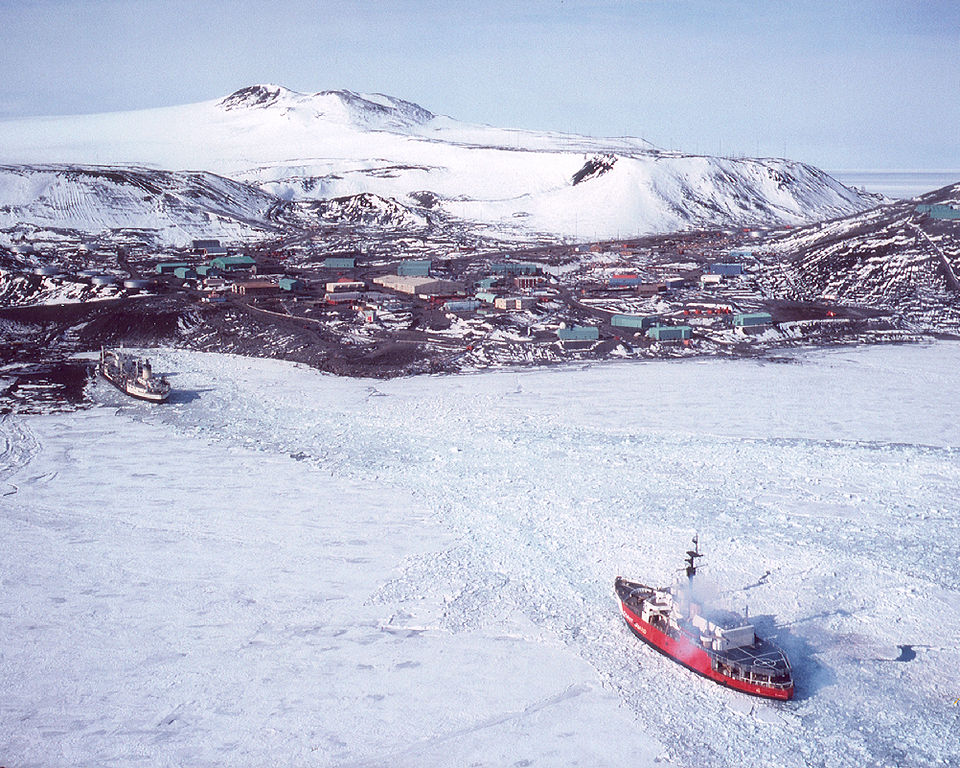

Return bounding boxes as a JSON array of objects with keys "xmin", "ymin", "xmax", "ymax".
[{"xmin": 2, "ymin": 342, "xmax": 959, "ymax": 767}]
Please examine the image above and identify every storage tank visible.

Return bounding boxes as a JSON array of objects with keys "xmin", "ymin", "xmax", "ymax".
[
  {"xmin": 91, "ymin": 274, "xmax": 119, "ymax": 286},
  {"xmin": 123, "ymin": 278, "xmax": 154, "ymax": 291}
]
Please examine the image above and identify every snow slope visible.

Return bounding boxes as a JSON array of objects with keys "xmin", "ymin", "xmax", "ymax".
[
  {"xmin": 0, "ymin": 85, "xmax": 877, "ymax": 240},
  {"xmin": 0, "ymin": 164, "xmax": 285, "ymax": 247},
  {"xmin": 2, "ymin": 344, "xmax": 959, "ymax": 767}
]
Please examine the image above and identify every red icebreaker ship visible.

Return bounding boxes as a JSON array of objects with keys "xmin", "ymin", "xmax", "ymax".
[{"xmin": 615, "ymin": 537, "xmax": 794, "ymax": 700}]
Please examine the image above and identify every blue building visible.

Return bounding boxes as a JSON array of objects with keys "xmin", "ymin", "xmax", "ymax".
[
  {"xmin": 443, "ymin": 299, "xmax": 481, "ymax": 312},
  {"xmin": 707, "ymin": 263, "xmax": 744, "ymax": 277},
  {"xmin": 193, "ymin": 239, "xmax": 225, "ymax": 255},
  {"xmin": 491, "ymin": 262, "xmax": 540, "ymax": 276}
]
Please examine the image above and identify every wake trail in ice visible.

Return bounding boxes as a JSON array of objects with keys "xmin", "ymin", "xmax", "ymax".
[
  {"xmin": 337, "ymin": 683, "xmax": 592, "ymax": 768},
  {"xmin": 0, "ymin": 414, "xmax": 41, "ymax": 495}
]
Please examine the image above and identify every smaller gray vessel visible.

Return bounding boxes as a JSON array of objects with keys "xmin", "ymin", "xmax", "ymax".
[{"xmin": 98, "ymin": 348, "xmax": 171, "ymax": 403}]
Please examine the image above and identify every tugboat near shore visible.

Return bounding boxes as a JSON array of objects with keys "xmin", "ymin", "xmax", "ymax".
[
  {"xmin": 98, "ymin": 347, "xmax": 171, "ymax": 403},
  {"xmin": 615, "ymin": 537, "xmax": 794, "ymax": 700}
]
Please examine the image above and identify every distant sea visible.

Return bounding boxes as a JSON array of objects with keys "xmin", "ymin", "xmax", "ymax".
[{"xmin": 828, "ymin": 170, "xmax": 959, "ymax": 199}]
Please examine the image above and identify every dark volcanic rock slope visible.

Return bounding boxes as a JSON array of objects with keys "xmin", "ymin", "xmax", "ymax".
[{"xmin": 764, "ymin": 183, "xmax": 960, "ymax": 327}]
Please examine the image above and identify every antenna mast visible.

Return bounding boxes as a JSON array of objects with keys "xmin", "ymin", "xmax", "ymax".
[{"xmin": 685, "ymin": 534, "xmax": 703, "ymax": 587}]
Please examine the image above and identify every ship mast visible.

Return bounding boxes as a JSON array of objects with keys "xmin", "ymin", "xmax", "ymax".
[{"xmin": 685, "ymin": 534, "xmax": 703, "ymax": 588}]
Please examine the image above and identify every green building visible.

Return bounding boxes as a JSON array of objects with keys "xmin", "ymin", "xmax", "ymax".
[
  {"xmin": 916, "ymin": 204, "xmax": 960, "ymax": 220},
  {"xmin": 397, "ymin": 259, "xmax": 431, "ymax": 276},
  {"xmin": 611, "ymin": 314, "xmax": 658, "ymax": 330},
  {"xmin": 210, "ymin": 255, "xmax": 256, "ymax": 271},
  {"xmin": 733, "ymin": 312, "xmax": 773, "ymax": 327},
  {"xmin": 646, "ymin": 325, "xmax": 692, "ymax": 341},
  {"xmin": 557, "ymin": 326, "xmax": 599, "ymax": 341},
  {"xmin": 155, "ymin": 262, "xmax": 193, "ymax": 274}
]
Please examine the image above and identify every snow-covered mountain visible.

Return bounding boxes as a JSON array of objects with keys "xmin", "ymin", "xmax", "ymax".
[
  {"xmin": 0, "ymin": 164, "xmax": 285, "ymax": 247},
  {"xmin": 0, "ymin": 84, "xmax": 879, "ymax": 241},
  {"xmin": 0, "ymin": 164, "xmax": 435, "ymax": 249}
]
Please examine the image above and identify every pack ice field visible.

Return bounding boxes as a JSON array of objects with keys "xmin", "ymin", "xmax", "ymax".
[{"xmin": 1, "ymin": 342, "xmax": 959, "ymax": 767}]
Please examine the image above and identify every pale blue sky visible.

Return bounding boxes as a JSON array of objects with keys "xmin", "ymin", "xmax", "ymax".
[{"xmin": 1, "ymin": 0, "xmax": 957, "ymax": 169}]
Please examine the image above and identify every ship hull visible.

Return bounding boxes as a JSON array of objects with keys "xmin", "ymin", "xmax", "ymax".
[{"xmin": 618, "ymin": 599, "xmax": 793, "ymax": 701}]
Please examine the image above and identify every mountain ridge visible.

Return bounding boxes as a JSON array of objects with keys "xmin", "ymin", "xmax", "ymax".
[{"xmin": 0, "ymin": 84, "xmax": 880, "ymax": 242}]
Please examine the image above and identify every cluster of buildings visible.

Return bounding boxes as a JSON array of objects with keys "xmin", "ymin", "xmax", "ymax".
[
  {"xmin": 607, "ymin": 273, "xmax": 685, "ymax": 295},
  {"xmin": 699, "ymin": 261, "xmax": 745, "ymax": 288},
  {"xmin": 146, "ymin": 236, "xmax": 778, "ymax": 351},
  {"xmin": 340, "ymin": 259, "xmax": 553, "ymax": 319},
  {"xmin": 156, "ymin": 241, "xmax": 304, "ymax": 301},
  {"xmin": 603, "ymin": 310, "xmax": 773, "ymax": 342},
  {"xmin": 317, "ymin": 259, "xmax": 470, "ymax": 324},
  {"xmin": 562, "ymin": 247, "xmax": 775, "ymax": 346},
  {"xmin": 471, "ymin": 262, "xmax": 550, "ymax": 312},
  {"xmin": 597, "ymin": 254, "xmax": 753, "ymax": 296}
]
